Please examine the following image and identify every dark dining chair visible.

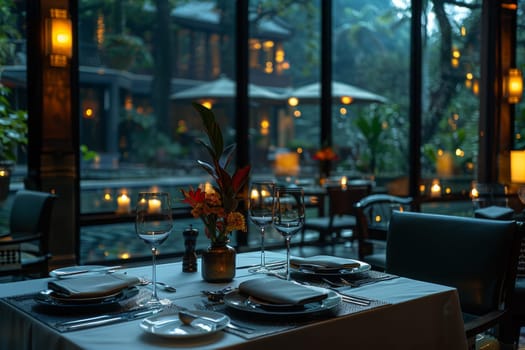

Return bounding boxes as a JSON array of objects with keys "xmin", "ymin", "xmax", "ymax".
[
  {"xmin": 353, "ymin": 194, "xmax": 413, "ymax": 270},
  {"xmin": 385, "ymin": 211, "xmax": 522, "ymax": 349},
  {"xmin": 301, "ymin": 184, "xmax": 371, "ymax": 245},
  {"xmin": 0, "ymin": 189, "xmax": 56, "ymax": 280}
]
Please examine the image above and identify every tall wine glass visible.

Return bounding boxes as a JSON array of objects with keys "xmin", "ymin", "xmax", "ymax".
[
  {"xmin": 272, "ymin": 187, "xmax": 305, "ymax": 280},
  {"xmin": 248, "ymin": 181, "xmax": 275, "ymax": 273},
  {"xmin": 135, "ymin": 192, "xmax": 173, "ymax": 306}
]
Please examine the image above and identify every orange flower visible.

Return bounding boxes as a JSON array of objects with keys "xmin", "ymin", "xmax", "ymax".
[{"xmin": 312, "ymin": 146, "xmax": 338, "ymax": 161}]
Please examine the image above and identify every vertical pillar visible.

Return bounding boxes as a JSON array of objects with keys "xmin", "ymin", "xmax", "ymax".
[
  {"xmin": 26, "ymin": 0, "xmax": 79, "ymax": 268},
  {"xmin": 478, "ymin": 0, "xmax": 517, "ymax": 184}
]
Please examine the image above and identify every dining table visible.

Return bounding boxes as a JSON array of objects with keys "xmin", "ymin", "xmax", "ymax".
[{"xmin": 0, "ymin": 250, "xmax": 468, "ymax": 350}]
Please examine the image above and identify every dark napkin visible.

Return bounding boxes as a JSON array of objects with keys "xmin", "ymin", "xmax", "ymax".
[
  {"xmin": 290, "ymin": 255, "xmax": 361, "ymax": 272},
  {"xmin": 238, "ymin": 278, "xmax": 328, "ymax": 305},
  {"xmin": 48, "ymin": 273, "xmax": 140, "ymax": 299}
]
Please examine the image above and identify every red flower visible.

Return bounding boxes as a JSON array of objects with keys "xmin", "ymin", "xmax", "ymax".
[{"xmin": 312, "ymin": 146, "xmax": 338, "ymax": 161}]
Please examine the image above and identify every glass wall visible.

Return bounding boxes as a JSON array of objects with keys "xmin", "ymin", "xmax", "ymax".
[
  {"xmin": 420, "ymin": 0, "xmax": 481, "ymax": 215},
  {"xmin": 0, "ymin": 0, "xmax": 517, "ymax": 264}
]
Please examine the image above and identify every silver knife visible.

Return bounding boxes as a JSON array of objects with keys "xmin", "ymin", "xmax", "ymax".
[
  {"xmin": 53, "ymin": 265, "xmax": 122, "ymax": 277},
  {"xmin": 55, "ymin": 307, "xmax": 162, "ymax": 331}
]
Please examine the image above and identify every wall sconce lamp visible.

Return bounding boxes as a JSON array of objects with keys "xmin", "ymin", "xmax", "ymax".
[
  {"xmin": 504, "ymin": 68, "xmax": 523, "ymax": 104},
  {"xmin": 510, "ymin": 150, "xmax": 525, "ymax": 183},
  {"xmin": 45, "ymin": 9, "xmax": 72, "ymax": 67}
]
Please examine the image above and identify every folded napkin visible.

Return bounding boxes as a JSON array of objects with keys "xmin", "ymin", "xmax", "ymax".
[
  {"xmin": 238, "ymin": 278, "xmax": 328, "ymax": 305},
  {"xmin": 48, "ymin": 273, "xmax": 140, "ymax": 299},
  {"xmin": 290, "ymin": 255, "xmax": 361, "ymax": 272}
]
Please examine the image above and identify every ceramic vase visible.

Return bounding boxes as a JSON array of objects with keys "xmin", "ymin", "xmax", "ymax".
[{"xmin": 201, "ymin": 241, "xmax": 236, "ymax": 282}]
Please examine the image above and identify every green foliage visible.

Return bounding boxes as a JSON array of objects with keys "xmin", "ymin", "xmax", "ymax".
[
  {"xmin": 0, "ymin": 0, "xmax": 20, "ymax": 64},
  {"xmin": 350, "ymin": 104, "xmax": 407, "ymax": 175},
  {"xmin": 80, "ymin": 144, "xmax": 98, "ymax": 162},
  {"xmin": 120, "ymin": 109, "xmax": 185, "ymax": 165},
  {"xmin": 0, "ymin": 86, "xmax": 27, "ymax": 162},
  {"xmin": 102, "ymin": 34, "xmax": 153, "ymax": 70}
]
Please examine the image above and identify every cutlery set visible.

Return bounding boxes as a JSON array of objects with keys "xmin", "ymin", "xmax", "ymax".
[{"xmin": 55, "ymin": 306, "xmax": 164, "ymax": 331}]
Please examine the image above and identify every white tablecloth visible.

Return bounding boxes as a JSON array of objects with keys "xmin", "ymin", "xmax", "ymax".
[{"xmin": 0, "ymin": 251, "xmax": 467, "ymax": 350}]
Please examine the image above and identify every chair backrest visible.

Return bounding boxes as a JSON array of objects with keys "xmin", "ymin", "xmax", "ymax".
[
  {"xmin": 326, "ymin": 184, "xmax": 371, "ymax": 217},
  {"xmin": 386, "ymin": 211, "xmax": 521, "ymax": 316},
  {"xmin": 9, "ymin": 190, "xmax": 56, "ymax": 255},
  {"xmin": 0, "ymin": 243, "xmax": 21, "ymax": 271},
  {"xmin": 353, "ymin": 194, "xmax": 413, "ymax": 260}
]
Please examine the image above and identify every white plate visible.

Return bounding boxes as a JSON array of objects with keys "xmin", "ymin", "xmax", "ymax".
[
  {"xmin": 291, "ymin": 260, "xmax": 371, "ymax": 276},
  {"xmin": 49, "ymin": 265, "xmax": 117, "ymax": 278},
  {"xmin": 223, "ymin": 288, "xmax": 341, "ymax": 316},
  {"xmin": 140, "ymin": 310, "xmax": 230, "ymax": 339}
]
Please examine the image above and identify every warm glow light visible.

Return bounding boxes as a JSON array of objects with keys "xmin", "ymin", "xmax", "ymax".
[
  {"xmin": 117, "ymin": 193, "xmax": 131, "ymax": 214},
  {"xmin": 374, "ymin": 215, "xmax": 382, "ymax": 223},
  {"xmin": 148, "ymin": 199, "xmax": 162, "ymax": 213},
  {"xmin": 419, "ymin": 184, "xmax": 426, "ymax": 194},
  {"xmin": 472, "ymin": 80, "xmax": 479, "ymax": 95},
  {"xmin": 340, "ymin": 107, "xmax": 347, "ymax": 115},
  {"xmin": 340, "ymin": 176, "xmax": 347, "ymax": 190},
  {"xmin": 471, "ymin": 187, "xmax": 479, "ymax": 199},
  {"xmin": 84, "ymin": 107, "xmax": 94, "ymax": 119},
  {"xmin": 46, "ymin": 9, "xmax": 72, "ymax": 67},
  {"xmin": 430, "ymin": 179, "xmax": 441, "ymax": 198},
  {"xmin": 341, "ymin": 96, "xmax": 353, "ymax": 105},
  {"xmin": 505, "ymin": 69, "xmax": 523, "ymax": 104},
  {"xmin": 250, "ymin": 189, "xmax": 259, "ymax": 199},
  {"xmin": 510, "ymin": 150, "xmax": 525, "ymax": 183},
  {"xmin": 0, "ymin": 169, "xmax": 7, "ymax": 177},
  {"xmin": 288, "ymin": 97, "xmax": 299, "ymax": 107},
  {"xmin": 293, "ymin": 110, "xmax": 301, "ymax": 118},
  {"xmin": 297, "ymin": 147, "xmax": 303, "ymax": 154},
  {"xmin": 103, "ymin": 193, "xmax": 112, "ymax": 201},
  {"xmin": 200, "ymin": 100, "xmax": 213, "ymax": 109}
]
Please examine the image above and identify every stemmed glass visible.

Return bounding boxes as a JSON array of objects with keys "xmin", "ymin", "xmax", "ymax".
[
  {"xmin": 248, "ymin": 181, "xmax": 275, "ymax": 273},
  {"xmin": 135, "ymin": 192, "xmax": 173, "ymax": 306},
  {"xmin": 272, "ymin": 187, "xmax": 305, "ymax": 280}
]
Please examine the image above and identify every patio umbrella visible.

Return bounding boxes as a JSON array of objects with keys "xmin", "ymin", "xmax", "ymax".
[
  {"xmin": 288, "ymin": 81, "xmax": 387, "ymax": 105},
  {"xmin": 170, "ymin": 76, "xmax": 283, "ymax": 101}
]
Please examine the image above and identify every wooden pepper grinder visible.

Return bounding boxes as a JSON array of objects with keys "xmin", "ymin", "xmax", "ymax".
[{"xmin": 182, "ymin": 225, "xmax": 198, "ymax": 272}]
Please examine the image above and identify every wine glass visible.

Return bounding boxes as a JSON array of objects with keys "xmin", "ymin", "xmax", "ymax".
[
  {"xmin": 272, "ymin": 186, "xmax": 305, "ymax": 280},
  {"xmin": 248, "ymin": 181, "xmax": 275, "ymax": 273},
  {"xmin": 135, "ymin": 192, "xmax": 173, "ymax": 306}
]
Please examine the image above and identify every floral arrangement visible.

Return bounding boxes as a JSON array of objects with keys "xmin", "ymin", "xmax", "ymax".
[
  {"xmin": 312, "ymin": 145, "xmax": 338, "ymax": 161},
  {"xmin": 181, "ymin": 103, "xmax": 251, "ymax": 244}
]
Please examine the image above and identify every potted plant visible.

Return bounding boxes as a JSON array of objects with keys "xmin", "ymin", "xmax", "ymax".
[{"xmin": 0, "ymin": 86, "xmax": 27, "ymax": 200}]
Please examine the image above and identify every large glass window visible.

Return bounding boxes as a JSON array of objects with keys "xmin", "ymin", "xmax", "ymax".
[{"xmin": 420, "ymin": 0, "xmax": 481, "ymax": 215}]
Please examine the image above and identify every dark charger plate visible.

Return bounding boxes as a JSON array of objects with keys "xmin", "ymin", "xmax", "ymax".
[{"xmin": 33, "ymin": 287, "xmax": 139, "ymax": 314}]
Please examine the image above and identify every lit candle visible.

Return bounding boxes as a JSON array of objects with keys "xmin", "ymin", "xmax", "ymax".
[
  {"xmin": 430, "ymin": 180, "xmax": 441, "ymax": 198},
  {"xmin": 117, "ymin": 193, "xmax": 130, "ymax": 213},
  {"xmin": 148, "ymin": 198, "xmax": 162, "ymax": 213},
  {"xmin": 340, "ymin": 176, "xmax": 347, "ymax": 190}
]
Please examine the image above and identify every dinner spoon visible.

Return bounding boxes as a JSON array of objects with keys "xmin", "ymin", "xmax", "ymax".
[{"xmin": 178, "ymin": 310, "xmax": 228, "ymax": 326}]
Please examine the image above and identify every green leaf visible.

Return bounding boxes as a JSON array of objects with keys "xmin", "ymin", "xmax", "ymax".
[
  {"xmin": 192, "ymin": 102, "xmax": 223, "ymax": 160},
  {"xmin": 219, "ymin": 143, "xmax": 236, "ymax": 169}
]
